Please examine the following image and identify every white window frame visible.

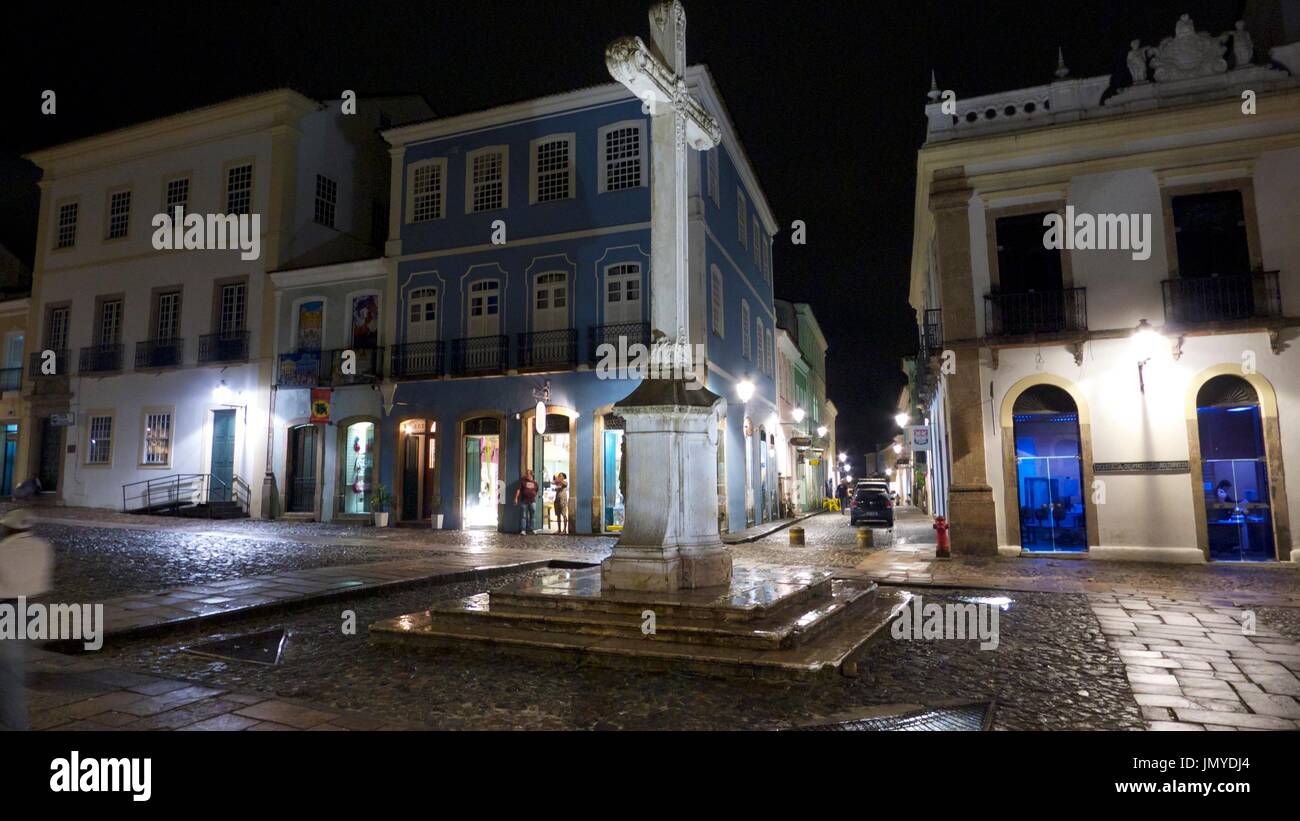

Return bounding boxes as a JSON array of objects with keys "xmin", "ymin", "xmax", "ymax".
[
  {"xmin": 741, "ymin": 300, "xmax": 751, "ymax": 359},
  {"xmin": 766, "ymin": 327, "xmax": 775, "ymax": 375},
  {"xmin": 224, "ymin": 160, "xmax": 255, "ymax": 215},
  {"xmin": 313, "ymin": 174, "xmax": 338, "ymax": 228},
  {"xmin": 737, "ymin": 188, "xmax": 747, "ymax": 249},
  {"xmin": 529, "ymin": 133, "xmax": 576, "ymax": 204},
  {"xmin": 140, "ymin": 406, "xmax": 175, "ymax": 468},
  {"xmin": 464, "ymin": 146, "xmax": 509, "ymax": 213},
  {"xmin": 603, "ymin": 262, "xmax": 643, "ymax": 322},
  {"xmin": 54, "ymin": 199, "xmax": 79, "ymax": 250},
  {"xmin": 219, "ymin": 282, "xmax": 247, "ymax": 334},
  {"xmin": 598, "ymin": 121, "xmax": 647, "ymax": 194},
  {"xmin": 710, "ymin": 265, "xmax": 724, "ymax": 338},
  {"xmin": 755, "ymin": 318, "xmax": 765, "ymax": 372},
  {"xmin": 161, "ymin": 174, "xmax": 190, "ymax": 219},
  {"xmin": 406, "ymin": 158, "xmax": 447, "ymax": 224},
  {"xmin": 105, "ymin": 187, "xmax": 132, "ymax": 240},
  {"xmin": 752, "ymin": 217, "xmax": 761, "ymax": 266},
  {"xmin": 85, "ymin": 410, "xmax": 115, "ymax": 467},
  {"xmin": 407, "ymin": 287, "xmax": 439, "ymax": 341}
]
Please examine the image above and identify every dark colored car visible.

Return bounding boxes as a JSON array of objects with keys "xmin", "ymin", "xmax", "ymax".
[{"xmin": 850, "ymin": 487, "xmax": 893, "ymax": 529}]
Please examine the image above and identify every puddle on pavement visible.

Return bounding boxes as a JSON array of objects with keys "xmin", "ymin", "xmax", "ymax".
[
  {"xmin": 953, "ymin": 594, "xmax": 1016, "ymax": 611},
  {"xmin": 182, "ymin": 628, "xmax": 288, "ymax": 665}
]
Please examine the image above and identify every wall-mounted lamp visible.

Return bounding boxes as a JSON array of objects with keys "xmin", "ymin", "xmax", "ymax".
[
  {"xmin": 532, "ymin": 380, "xmax": 551, "ymax": 435},
  {"xmin": 816, "ymin": 425, "xmax": 828, "ymax": 438},
  {"xmin": 1132, "ymin": 318, "xmax": 1165, "ymax": 394},
  {"xmin": 792, "ymin": 406, "xmax": 805, "ymax": 423},
  {"xmin": 894, "ymin": 412, "xmax": 909, "ymax": 428},
  {"xmin": 736, "ymin": 377, "xmax": 755, "ymax": 403},
  {"xmin": 893, "ymin": 443, "xmax": 903, "ymax": 455}
]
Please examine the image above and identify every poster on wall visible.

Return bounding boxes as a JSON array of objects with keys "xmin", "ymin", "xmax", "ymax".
[
  {"xmin": 297, "ymin": 300, "xmax": 324, "ymax": 351},
  {"xmin": 352, "ymin": 294, "xmax": 379, "ymax": 349},
  {"xmin": 310, "ymin": 388, "xmax": 332, "ymax": 423}
]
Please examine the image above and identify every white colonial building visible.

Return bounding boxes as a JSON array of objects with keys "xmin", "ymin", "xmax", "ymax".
[
  {"xmin": 911, "ymin": 12, "xmax": 1300, "ymax": 563},
  {"xmin": 20, "ymin": 89, "xmax": 429, "ymax": 516}
]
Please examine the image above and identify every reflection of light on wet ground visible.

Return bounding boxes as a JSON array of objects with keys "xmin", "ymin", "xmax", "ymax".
[{"xmin": 954, "ymin": 595, "xmax": 1014, "ymax": 611}]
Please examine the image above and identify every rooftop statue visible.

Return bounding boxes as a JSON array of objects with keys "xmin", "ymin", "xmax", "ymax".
[{"xmin": 1149, "ymin": 13, "xmax": 1228, "ymax": 81}]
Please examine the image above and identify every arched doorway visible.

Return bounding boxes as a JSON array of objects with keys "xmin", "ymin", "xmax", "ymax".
[
  {"xmin": 522, "ymin": 408, "xmax": 577, "ymax": 534},
  {"xmin": 1012, "ymin": 384, "xmax": 1087, "ymax": 552},
  {"xmin": 461, "ymin": 416, "xmax": 501, "ymax": 528},
  {"xmin": 1195, "ymin": 375, "xmax": 1276, "ymax": 561}
]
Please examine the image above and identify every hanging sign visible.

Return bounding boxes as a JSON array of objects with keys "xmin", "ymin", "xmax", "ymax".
[
  {"xmin": 908, "ymin": 425, "xmax": 931, "ymax": 451},
  {"xmin": 310, "ymin": 388, "xmax": 332, "ymax": 423},
  {"xmin": 1094, "ymin": 461, "xmax": 1188, "ymax": 474}
]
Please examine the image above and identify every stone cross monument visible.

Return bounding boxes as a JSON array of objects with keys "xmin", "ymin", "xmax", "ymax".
[{"xmin": 602, "ymin": 1, "xmax": 733, "ymax": 591}]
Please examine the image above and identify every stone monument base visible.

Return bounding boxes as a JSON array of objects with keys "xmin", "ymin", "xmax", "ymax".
[{"xmin": 370, "ymin": 562, "xmax": 910, "ymax": 681}]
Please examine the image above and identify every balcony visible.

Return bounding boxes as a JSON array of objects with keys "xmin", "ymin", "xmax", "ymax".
[
  {"xmin": 28, "ymin": 349, "xmax": 69, "ymax": 394},
  {"xmin": 984, "ymin": 288, "xmax": 1087, "ymax": 339},
  {"xmin": 588, "ymin": 321, "xmax": 651, "ymax": 366},
  {"xmin": 326, "ymin": 346, "xmax": 383, "ymax": 386},
  {"xmin": 449, "ymin": 335, "xmax": 508, "ymax": 376},
  {"xmin": 80, "ymin": 343, "xmax": 124, "ymax": 374},
  {"xmin": 0, "ymin": 368, "xmax": 20, "ymax": 392},
  {"xmin": 135, "ymin": 338, "xmax": 184, "ymax": 369},
  {"xmin": 198, "ymin": 330, "xmax": 250, "ymax": 364},
  {"xmin": 518, "ymin": 329, "xmax": 577, "ymax": 371},
  {"xmin": 277, "ymin": 350, "xmax": 325, "ymax": 387},
  {"xmin": 389, "ymin": 341, "xmax": 444, "ymax": 380},
  {"xmin": 1162, "ymin": 272, "xmax": 1281, "ymax": 326},
  {"xmin": 920, "ymin": 308, "xmax": 943, "ymax": 355}
]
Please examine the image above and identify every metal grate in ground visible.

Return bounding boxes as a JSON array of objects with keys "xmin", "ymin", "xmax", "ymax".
[{"xmin": 790, "ymin": 701, "xmax": 996, "ymax": 731}]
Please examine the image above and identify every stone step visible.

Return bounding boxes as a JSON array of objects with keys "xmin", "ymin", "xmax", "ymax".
[
  {"xmin": 370, "ymin": 586, "xmax": 912, "ymax": 681},
  {"xmin": 425, "ymin": 578, "xmax": 879, "ymax": 650},
  {"xmin": 489, "ymin": 566, "xmax": 836, "ymax": 623}
]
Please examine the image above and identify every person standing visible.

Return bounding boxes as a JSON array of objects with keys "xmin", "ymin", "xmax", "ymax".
[
  {"xmin": 552, "ymin": 472, "xmax": 569, "ymax": 534},
  {"xmin": 515, "ymin": 469, "xmax": 539, "ymax": 534}
]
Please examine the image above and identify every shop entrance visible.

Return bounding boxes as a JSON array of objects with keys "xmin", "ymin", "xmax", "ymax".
[
  {"xmin": 1197, "ymin": 375, "xmax": 1276, "ymax": 561},
  {"xmin": 399, "ymin": 419, "xmax": 436, "ymax": 522},
  {"xmin": 463, "ymin": 417, "xmax": 500, "ymax": 528},
  {"xmin": 286, "ymin": 424, "xmax": 317, "ymax": 513},
  {"xmin": 601, "ymin": 414, "xmax": 625, "ymax": 532},
  {"xmin": 340, "ymin": 420, "xmax": 376, "ymax": 517},
  {"xmin": 531, "ymin": 414, "xmax": 572, "ymax": 533},
  {"xmin": 1012, "ymin": 385, "xmax": 1087, "ymax": 552}
]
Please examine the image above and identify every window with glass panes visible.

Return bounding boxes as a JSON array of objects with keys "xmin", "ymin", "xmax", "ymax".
[
  {"xmin": 603, "ymin": 126, "xmax": 642, "ymax": 191},
  {"xmin": 87, "ymin": 415, "xmax": 113, "ymax": 464},
  {"xmin": 470, "ymin": 151, "xmax": 505, "ymax": 212},
  {"xmin": 99, "ymin": 300, "xmax": 123, "ymax": 345},
  {"xmin": 535, "ymin": 138, "xmax": 571, "ymax": 202},
  {"xmin": 314, "ymin": 174, "xmax": 338, "ymax": 227},
  {"xmin": 142, "ymin": 410, "xmax": 172, "ymax": 465},
  {"xmin": 107, "ymin": 190, "xmax": 131, "ymax": 239},
  {"xmin": 46, "ymin": 306, "xmax": 68, "ymax": 351},
  {"xmin": 411, "ymin": 162, "xmax": 443, "ymax": 222},
  {"xmin": 164, "ymin": 177, "xmax": 189, "ymax": 217},
  {"xmin": 225, "ymin": 164, "xmax": 252, "ymax": 214},
  {"xmin": 220, "ymin": 283, "xmax": 246, "ymax": 333},
  {"xmin": 56, "ymin": 203, "xmax": 78, "ymax": 249},
  {"xmin": 156, "ymin": 292, "xmax": 180, "ymax": 339}
]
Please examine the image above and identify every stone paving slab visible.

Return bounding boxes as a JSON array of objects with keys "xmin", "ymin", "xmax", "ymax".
[
  {"xmin": 24, "ymin": 648, "xmax": 414, "ymax": 732},
  {"xmin": 73, "ymin": 554, "xmax": 564, "ymax": 641}
]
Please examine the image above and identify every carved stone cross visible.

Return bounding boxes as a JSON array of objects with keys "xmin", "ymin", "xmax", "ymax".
[{"xmin": 606, "ymin": 0, "xmax": 721, "ymax": 348}]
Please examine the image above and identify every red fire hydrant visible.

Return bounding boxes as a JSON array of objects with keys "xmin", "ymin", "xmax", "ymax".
[{"xmin": 934, "ymin": 516, "xmax": 951, "ymax": 559}]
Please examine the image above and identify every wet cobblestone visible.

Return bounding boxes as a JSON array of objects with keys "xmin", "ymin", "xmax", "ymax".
[{"xmin": 96, "ymin": 576, "xmax": 1142, "ymax": 731}]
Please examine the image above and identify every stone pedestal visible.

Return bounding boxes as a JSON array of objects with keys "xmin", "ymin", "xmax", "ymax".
[
  {"xmin": 601, "ymin": 377, "xmax": 732, "ymax": 591},
  {"xmin": 947, "ymin": 484, "xmax": 998, "ymax": 556}
]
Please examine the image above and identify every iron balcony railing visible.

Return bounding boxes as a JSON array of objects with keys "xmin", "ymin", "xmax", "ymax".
[
  {"xmin": 920, "ymin": 308, "xmax": 943, "ymax": 355},
  {"xmin": 80, "ymin": 342, "xmax": 124, "ymax": 374},
  {"xmin": 198, "ymin": 330, "xmax": 250, "ymax": 364},
  {"xmin": 1162, "ymin": 271, "xmax": 1281, "ymax": 325},
  {"xmin": 517, "ymin": 328, "xmax": 577, "ymax": 371},
  {"xmin": 29, "ymin": 349, "xmax": 69, "ymax": 378},
  {"xmin": 984, "ymin": 288, "xmax": 1087, "ymax": 338},
  {"xmin": 449, "ymin": 334, "xmax": 508, "ymax": 376},
  {"xmin": 588, "ymin": 321, "xmax": 651, "ymax": 366},
  {"xmin": 389, "ymin": 341, "xmax": 445, "ymax": 380},
  {"xmin": 135, "ymin": 337, "xmax": 184, "ymax": 369},
  {"xmin": 0, "ymin": 368, "xmax": 20, "ymax": 392},
  {"xmin": 277, "ymin": 350, "xmax": 324, "ymax": 387},
  {"xmin": 327, "ymin": 346, "xmax": 383, "ymax": 386}
]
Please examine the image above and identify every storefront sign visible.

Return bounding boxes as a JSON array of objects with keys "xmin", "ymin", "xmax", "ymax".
[
  {"xmin": 1093, "ymin": 461, "xmax": 1189, "ymax": 474},
  {"xmin": 907, "ymin": 425, "xmax": 931, "ymax": 450},
  {"xmin": 50, "ymin": 413, "xmax": 75, "ymax": 427}
]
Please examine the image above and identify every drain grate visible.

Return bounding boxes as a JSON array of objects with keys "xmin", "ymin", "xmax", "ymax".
[
  {"xmin": 182, "ymin": 628, "xmax": 288, "ymax": 665},
  {"xmin": 791, "ymin": 701, "xmax": 996, "ymax": 731}
]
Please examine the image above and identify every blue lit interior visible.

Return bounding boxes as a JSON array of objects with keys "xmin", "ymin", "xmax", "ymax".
[
  {"xmin": 1013, "ymin": 410, "xmax": 1087, "ymax": 552},
  {"xmin": 1197, "ymin": 404, "xmax": 1274, "ymax": 561}
]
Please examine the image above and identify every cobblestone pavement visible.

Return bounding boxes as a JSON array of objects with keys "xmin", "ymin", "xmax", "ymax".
[
  {"xmin": 93, "ymin": 573, "xmax": 1143, "ymax": 730},
  {"xmin": 1092, "ymin": 593, "xmax": 1300, "ymax": 730}
]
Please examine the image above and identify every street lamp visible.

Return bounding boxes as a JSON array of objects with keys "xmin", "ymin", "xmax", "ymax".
[
  {"xmin": 893, "ymin": 443, "xmax": 902, "ymax": 455},
  {"xmin": 838, "ymin": 452, "xmax": 847, "ymax": 463},
  {"xmin": 1132, "ymin": 318, "xmax": 1165, "ymax": 394},
  {"xmin": 894, "ymin": 412, "xmax": 909, "ymax": 428},
  {"xmin": 736, "ymin": 377, "xmax": 755, "ymax": 403},
  {"xmin": 792, "ymin": 406, "xmax": 805, "ymax": 423},
  {"xmin": 816, "ymin": 425, "xmax": 828, "ymax": 437}
]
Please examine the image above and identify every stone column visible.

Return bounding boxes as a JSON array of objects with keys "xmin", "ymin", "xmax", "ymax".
[
  {"xmin": 931, "ymin": 168, "xmax": 997, "ymax": 555},
  {"xmin": 601, "ymin": 379, "xmax": 732, "ymax": 591}
]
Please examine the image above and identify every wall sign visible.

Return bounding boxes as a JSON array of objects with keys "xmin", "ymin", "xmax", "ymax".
[
  {"xmin": 1093, "ymin": 461, "xmax": 1189, "ymax": 474},
  {"xmin": 50, "ymin": 413, "xmax": 75, "ymax": 427},
  {"xmin": 908, "ymin": 425, "xmax": 931, "ymax": 451}
]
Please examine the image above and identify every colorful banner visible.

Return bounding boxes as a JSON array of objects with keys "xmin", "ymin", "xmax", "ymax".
[{"xmin": 310, "ymin": 388, "xmax": 332, "ymax": 423}]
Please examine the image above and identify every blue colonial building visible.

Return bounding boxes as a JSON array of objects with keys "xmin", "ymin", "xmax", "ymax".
[{"xmin": 374, "ymin": 66, "xmax": 779, "ymax": 534}]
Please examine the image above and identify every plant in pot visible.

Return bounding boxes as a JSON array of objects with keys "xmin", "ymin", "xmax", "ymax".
[
  {"xmin": 430, "ymin": 494, "xmax": 444, "ymax": 530},
  {"xmin": 369, "ymin": 485, "xmax": 394, "ymax": 527}
]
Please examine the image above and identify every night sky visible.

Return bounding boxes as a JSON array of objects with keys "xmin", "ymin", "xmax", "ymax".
[{"xmin": 0, "ymin": 0, "xmax": 1249, "ymax": 469}]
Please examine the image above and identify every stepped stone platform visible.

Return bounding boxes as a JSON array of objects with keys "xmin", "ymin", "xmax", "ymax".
[{"xmin": 369, "ymin": 563, "xmax": 911, "ymax": 681}]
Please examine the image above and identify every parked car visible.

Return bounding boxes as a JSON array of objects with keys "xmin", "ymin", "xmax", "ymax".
[{"xmin": 850, "ymin": 486, "xmax": 894, "ymax": 529}]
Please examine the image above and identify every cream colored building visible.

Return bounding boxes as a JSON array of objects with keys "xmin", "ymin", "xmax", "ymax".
[{"xmin": 910, "ymin": 13, "xmax": 1300, "ymax": 563}]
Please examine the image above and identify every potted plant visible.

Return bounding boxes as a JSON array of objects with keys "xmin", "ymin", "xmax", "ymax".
[
  {"xmin": 369, "ymin": 485, "xmax": 393, "ymax": 527},
  {"xmin": 430, "ymin": 494, "xmax": 444, "ymax": 530}
]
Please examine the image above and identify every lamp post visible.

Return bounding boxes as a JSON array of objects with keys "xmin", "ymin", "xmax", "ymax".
[{"xmin": 1132, "ymin": 318, "xmax": 1165, "ymax": 394}]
